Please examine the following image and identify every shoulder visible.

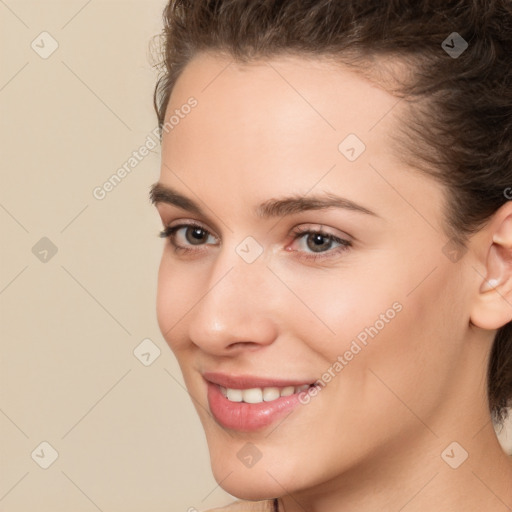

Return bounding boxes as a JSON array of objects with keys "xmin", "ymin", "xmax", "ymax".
[{"xmin": 203, "ymin": 499, "xmax": 275, "ymax": 511}]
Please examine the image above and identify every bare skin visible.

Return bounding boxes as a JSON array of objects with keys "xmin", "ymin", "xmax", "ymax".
[{"xmin": 151, "ymin": 52, "xmax": 512, "ymax": 511}]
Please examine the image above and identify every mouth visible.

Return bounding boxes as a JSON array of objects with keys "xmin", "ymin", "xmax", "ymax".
[
  {"xmin": 203, "ymin": 372, "xmax": 319, "ymax": 431},
  {"xmin": 219, "ymin": 383, "xmax": 313, "ymax": 403}
]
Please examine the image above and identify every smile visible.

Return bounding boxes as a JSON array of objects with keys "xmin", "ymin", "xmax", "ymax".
[
  {"xmin": 203, "ymin": 372, "xmax": 319, "ymax": 431},
  {"xmin": 220, "ymin": 384, "xmax": 312, "ymax": 403}
]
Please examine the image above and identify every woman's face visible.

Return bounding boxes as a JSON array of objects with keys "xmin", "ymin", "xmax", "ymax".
[{"xmin": 153, "ymin": 52, "xmax": 482, "ymax": 499}]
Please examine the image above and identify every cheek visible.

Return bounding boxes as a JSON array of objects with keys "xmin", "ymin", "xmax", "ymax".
[
  {"xmin": 285, "ymin": 248, "xmax": 465, "ymax": 410},
  {"xmin": 276, "ymin": 262, "xmax": 404, "ymax": 359},
  {"xmin": 155, "ymin": 255, "xmax": 192, "ymax": 350},
  {"xmin": 155, "ymin": 257, "xmax": 171, "ymax": 337},
  {"xmin": 346, "ymin": 261, "xmax": 468, "ymax": 419}
]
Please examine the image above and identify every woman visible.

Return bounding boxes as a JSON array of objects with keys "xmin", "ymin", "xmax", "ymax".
[{"xmin": 149, "ymin": 1, "xmax": 512, "ymax": 510}]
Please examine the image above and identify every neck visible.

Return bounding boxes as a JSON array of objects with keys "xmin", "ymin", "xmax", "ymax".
[{"xmin": 279, "ymin": 416, "xmax": 512, "ymax": 511}]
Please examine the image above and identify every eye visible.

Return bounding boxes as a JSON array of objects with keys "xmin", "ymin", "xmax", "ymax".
[
  {"xmin": 158, "ymin": 222, "xmax": 352, "ymax": 261},
  {"xmin": 158, "ymin": 222, "xmax": 217, "ymax": 254},
  {"xmin": 288, "ymin": 226, "xmax": 352, "ymax": 262}
]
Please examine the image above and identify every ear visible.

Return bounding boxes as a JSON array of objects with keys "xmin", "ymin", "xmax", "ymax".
[{"xmin": 470, "ymin": 203, "xmax": 512, "ymax": 330}]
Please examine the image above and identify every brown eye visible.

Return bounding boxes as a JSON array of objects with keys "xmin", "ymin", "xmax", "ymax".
[
  {"xmin": 185, "ymin": 226, "xmax": 210, "ymax": 245},
  {"xmin": 289, "ymin": 227, "xmax": 353, "ymax": 262},
  {"xmin": 158, "ymin": 222, "xmax": 217, "ymax": 251},
  {"xmin": 305, "ymin": 232, "xmax": 334, "ymax": 253}
]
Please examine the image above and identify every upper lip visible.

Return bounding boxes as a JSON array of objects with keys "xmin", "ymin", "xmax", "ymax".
[{"xmin": 203, "ymin": 371, "xmax": 315, "ymax": 389}]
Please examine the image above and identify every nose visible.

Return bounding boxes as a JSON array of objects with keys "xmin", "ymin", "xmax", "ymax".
[{"xmin": 186, "ymin": 248, "xmax": 279, "ymax": 356}]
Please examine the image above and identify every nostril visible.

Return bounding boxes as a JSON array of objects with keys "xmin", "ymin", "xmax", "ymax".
[{"xmin": 227, "ymin": 341, "xmax": 261, "ymax": 350}]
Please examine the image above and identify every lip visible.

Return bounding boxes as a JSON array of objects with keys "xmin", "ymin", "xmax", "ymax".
[
  {"xmin": 203, "ymin": 372, "xmax": 317, "ymax": 432},
  {"xmin": 203, "ymin": 371, "xmax": 315, "ymax": 389}
]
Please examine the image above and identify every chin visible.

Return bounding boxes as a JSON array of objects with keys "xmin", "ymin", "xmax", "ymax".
[
  {"xmin": 211, "ymin": 471, "xmax": 279, "ymax": 502},
  {"xmin": 207, "ymin": 445, "xmax": 301, "ymax": 501}
]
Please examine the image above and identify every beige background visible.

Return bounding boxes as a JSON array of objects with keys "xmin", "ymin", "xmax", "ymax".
[
  {"xmin": 0, "ymin": 1, "xmax": 233, "ymax": 510},
  {"xmin": 1, "ymin": 1, "xmax": 511, "ymax": 511}
]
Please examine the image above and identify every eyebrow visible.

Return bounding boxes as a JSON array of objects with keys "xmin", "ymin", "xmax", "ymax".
[{"xmin": 149, "ymin": 182, "xmax": 379, "ymax": 219}]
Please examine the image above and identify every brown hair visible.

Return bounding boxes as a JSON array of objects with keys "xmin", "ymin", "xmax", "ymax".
[{"xmin": 151, "ymin": 0, "xmax": 512, "ymax": 423}]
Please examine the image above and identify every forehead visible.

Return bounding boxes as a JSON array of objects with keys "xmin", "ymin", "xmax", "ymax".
[
  {"xmin": 158, "ymin": 52, "xmax": 443, "ymax": 229},
  {"xmin": 164, "ymin": 51, "xmax": 401, "ymax": 144},
  {"xmin": 162, "ymin": 52, "xmax": 398, "ymax": 172}
]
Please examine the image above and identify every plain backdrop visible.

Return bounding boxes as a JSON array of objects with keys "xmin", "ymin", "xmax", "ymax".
[
  {"xmin": 1, "ymin": 1, "xmax": 233, "ymax": 510},
  {"xmin": 1, "ymin": 1, "xmax": 511, "ymax": 511}
]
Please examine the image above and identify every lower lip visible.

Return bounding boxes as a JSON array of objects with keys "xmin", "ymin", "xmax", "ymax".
[{"xmin": 206, "ymin": 381, "xmax": 309, "ymax": 432}]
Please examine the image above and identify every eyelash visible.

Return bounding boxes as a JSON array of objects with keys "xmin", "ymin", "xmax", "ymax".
[{"xmin": 158, "ymin": 222, "xmax": 352, "ymax": 262}]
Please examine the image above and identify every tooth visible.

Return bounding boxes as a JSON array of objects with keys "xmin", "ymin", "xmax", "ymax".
[
  {"xmin": 220, "ymin": 386, "xmax": 228, "ymax": 397},
  {"xmin": 263, "ymin": 387, "xmax": 281, "ymax": 401},
  {"xmin": 242, "ymin": 388, "xmax": 263, "ymax": 403},
  {"xmin": 280, "ymin": 386, "xmax": 294, "ymax": 397},
  {"xmin": 226, "ymin": 388, "xmax": 243, "ymax": 402},
  {"xmin": 296, "ymin": 384, "xmax": 309, "ymax": 393}
]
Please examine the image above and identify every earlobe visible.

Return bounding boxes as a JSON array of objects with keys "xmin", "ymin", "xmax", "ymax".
[
  {"xmin": 480, "ymin": 277, "xmax": 500, "ymax": 293},
  {"xmin": 479, "ymin": 242, "xmax": 505, "ymax": 293},
  {"xmin": 470, "ymin": 211, "xmax": 512, "ymax": 331}
]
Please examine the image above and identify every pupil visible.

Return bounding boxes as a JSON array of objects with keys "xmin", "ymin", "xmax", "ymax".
[
  {"xmin": 308, "ymin": 233, "xmax": 330, "ymax": 252},
  {"xmin": 188, "ymin": 227, "xmax": 206, "ymax": 244}
]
